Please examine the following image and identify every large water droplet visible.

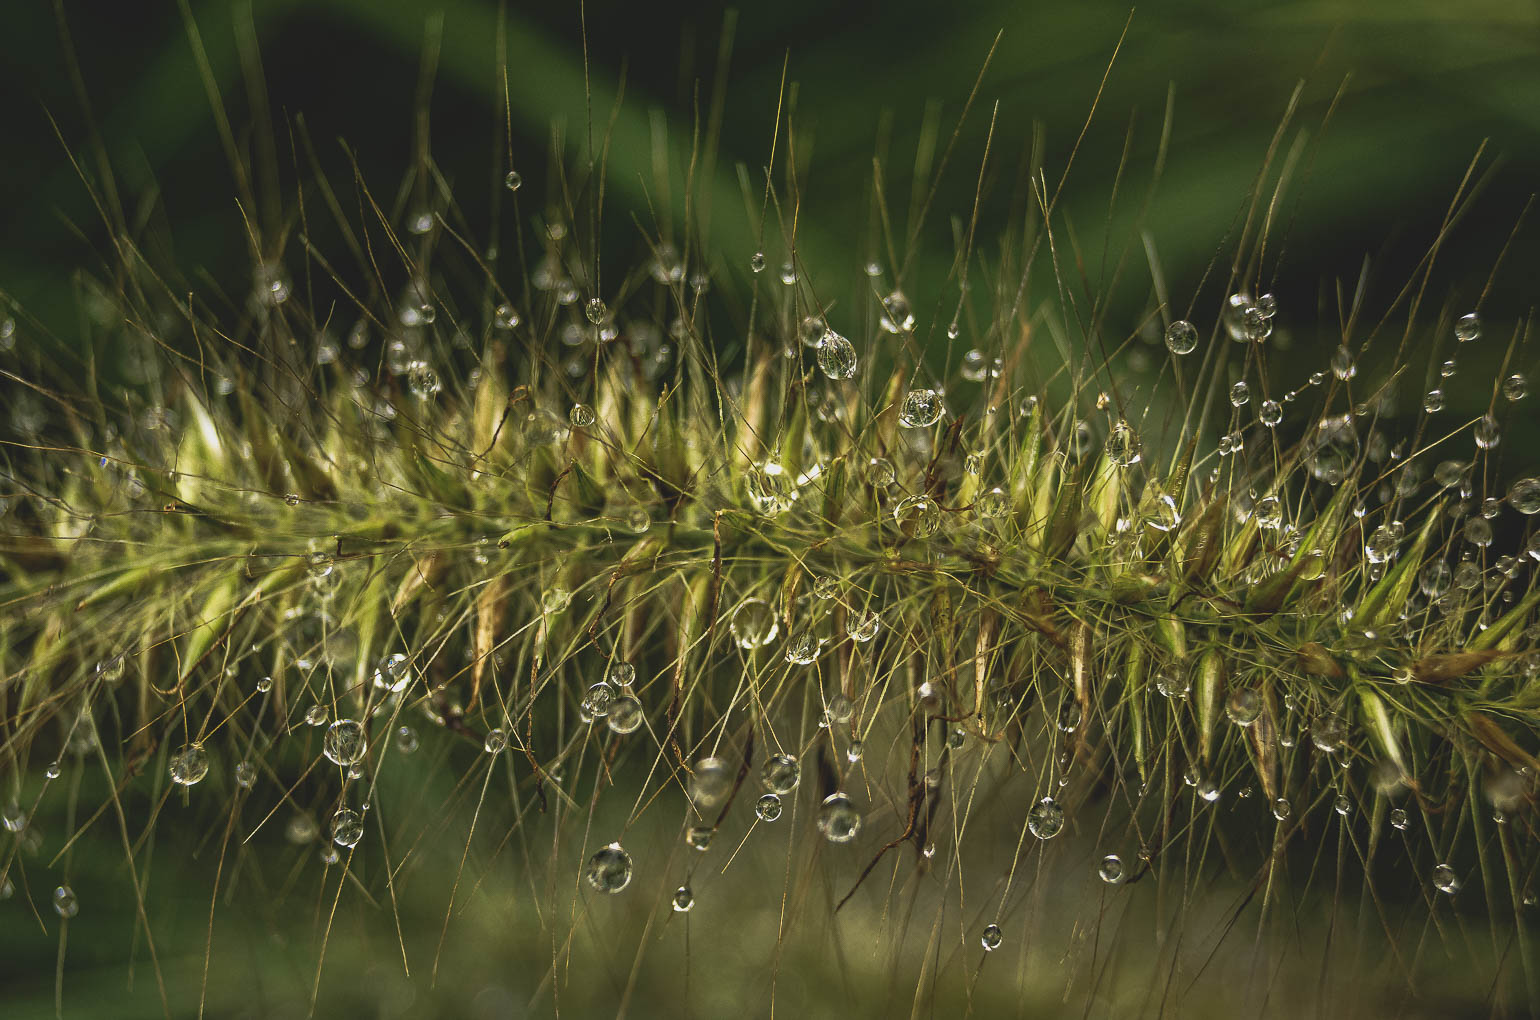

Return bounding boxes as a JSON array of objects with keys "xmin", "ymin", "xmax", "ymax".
[
  {"xmin": 169, "ymin": 744, "xmax": 209, "ymax": 786},
  {"xmin": 331, "ymin": 807, "xmax": 363, "ymax": 848},
  {"xmin": 1027, "ymin": 797, "xmax": 1064, "ymax": 838},
  {"xmin": 731, "ymin": 598, "xmax": 779, "ymax": 649},
  {"xmin": 879, "ymin": 291, "xmax": 915, "ymax": 333},
  {"xmin": 815, "ymin": 330, "xmax": 858, "ymax": 380},
  {"xmin": 323, "ymin": 720, "xmax": 367, "ymax": 767},
  {"xmin": 980, "ymin": 923, "xmax": 1003, "ymax": 951},
  {"xmin": 898, "ymin": 389, "xmax": 945, "ymax": 428},
  {"xmin": 1164, "ymin": 320, "xmax": 1198, "ymax": 355},
  {"xmin": 585, "ymin": 843, "xmax": 633, "ymax": 893},
  {"xmin": 817, "ymin": 792, "xmax": 862, "ymax": 843}
]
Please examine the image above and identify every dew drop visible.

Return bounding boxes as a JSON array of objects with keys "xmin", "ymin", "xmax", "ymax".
[
  {"xmin": 685, "ymin": 825, "xmax": 713, "ymax": 851},
  {"xmin": 749, "ymin": 251, "xmax": 766, "ymax": 274},
  {"xmin": 845, "ymin": 610, "xmax": 881, "ymax": 643},
  {"xmin": 980, "ymin": 923, "xmax": 1003, "ymax": 951},
  {"xmin": 235, "ymin": 761, "xmax": 256, "ymax": 788},
  {"xmin": 1027, "ymin": 796, "xmax": 1064, "ymax": 839},
  {"xmin": 689, "ymin": 757, "xmax": 733, "ymax": 809},
  {"xmin": 483, "ymin": 728, "xmax": 507, "ymax": 754},
  {"xmin": 817, "ymin": 792, "xmax": 862, "ymax": 843},
  {"xmin": 1230, "ymin": 381, "xmax": 1250, "ymax": 407},
  {"xmin": 815, "ymin": 330, "xmax": 858, "ymax": 380},
  {"xmin": 169, "ymin": 743, "xmax": 210, "ymax": 786},
  {"xmin": 569, "ymin": 403, "xmax": 596, "ymax": 428},
  {"xmin": 53, "ymin": 885, "xmax": 78, "ymax": 919},
  {"xmin": 879, "ymin": 291, "xmax": 915, "ymax": 333},
  {"xmin": 585, "ymin": 843, "xmax": 633, "ymax": 893},
  {"xmin": 1432, "ymin": 863, "xmax": 1461, "ymax": 894},
  {"xmin": 331, "ymin": 807, "xmax": 363, "ymax": 848},
  {"xmin": 755, "ymin": 793, "xmax": 783, "ymax": 822},
  {"xmin": 1259, "ymin": 400, "xmax": 1282, "ymax": 427},
  {"xmin": 1390, "ymin": 807, "xmax": 1409, "ymax": 830},
  {"xmin": 373, "ymin": 653, "xmax": 411, "ymax": 693},
  {"xmin": 1474, "ymin": 413, "xmax": 1500, "ymax": 449},
  {"xmin": 1503, "ymin": 373, "xmax": 1527, "ymax": 401},
  {"xmin": 1509, "ymin": 477, "xmax": 1540, "ymax": 514},
  {"xmin": 584, "ymin": 298, "xmax": 607, "ymax": 325},
  {"xmin": 323, "ymin": 720, "xmax": 367, "ymax": 767},
  {"xmin": 504, "ymin": 170, "xmax": 523, "ymax": 191},
  {"xmin": 606, "ymin": 696, "xmax": 644, "ymax": 734},
  {"xmin": 1106, "ymin": 420, "xmax": 1142, "ymax": 466},
  {"xmin": 893, "ymin": 494, "xmax": 942, "ymax": 538},
  {"xmin": 1164, "ymin": 320, "xmax": 1198, "ymax": 355},
  {"xmin": 1331, "ymin": 345, "xmax": 1357, "ymax": 381},
  {"xmin": 672, "ymin": 885, "xmax": 695, "ymax": 912},
  {"xmin": 1454, "ymin": 313, "xmax": 1480, "ymax": 343},
  {"xmin": 1099, "ymin": 854, "xmax": 1125, "ymax": 884},
  {"xmin": 898, "ymin": 389, "xmax": 945, "ymax": 428},
  {"xmin": 730, "ymin": 598, "xmax": 779, "ymax": 649},
  {"xmin": 1225, "ymin": 688, "xmax": 1261, "ymax": 727}
]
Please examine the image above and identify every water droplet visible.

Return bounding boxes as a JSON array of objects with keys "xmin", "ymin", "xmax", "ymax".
[
  {"xmin": 812, "ymin": 575, "xmax": 839, "ymax": 600},
  {"xmin": 845, "ymin": 610, "xmax": 881, "ymax": 643},
  {"xmin": 585, "ymin": 843, "xmax": 633, "ymax": 893},
  {"xmin": 816, "ymin": 330, "xmax": 858, "ymax": 379},
  {"xmin": 504, "ymin": 170, "xmax": 523, "ymax": 191},
  {"xmin": 1420, "ymin": 561, "xmax": 1452, "ymax": 597},
  {"xmin": 1230, "ymin": 381, "xmax": 1251, "ymax": 407},
  {"xmin": 1164, "ymin": 320, "xmax": 1198, "ymax": 355},
  {"xmin": 672, "ymin": 885, "xmax": 695, "ymax": 912},
  {"xmin": 685, "ymin": 825, "xmax": 713, "ymax": 851},
  {"xmin": 755, "ymin": 793, "xmax": 783, "ymax": 822},
  {"xmin": 606, "ymin": 696, "xmax": 644, "ymax": 734},
  {"xmin": 494, "ymin": 303, "xmax": 521, "ymax": 330},
  {"xmin": 569, "ymin": 403, "xmax": 596, "ymax": 428},
  {"xmin": 1027, "ymin": 797, "xmax": 1064, "ymax": 838},
  {"xmin": 1305, "ymin": 415, "xmax": 1360, "ymax": 484},
  {"xmin": 581, "ymin": 681, "xmax": 616, "ymax": 717},
  {"xmin": 1106, "ymin": 420, "xmax": 1142, "ymax": 466},
  {"xmin": 1454, "ymin": 313, "xmax": 1480, "ymax": 343},
  {"xmin": 45, "ymin": 760, "xmax": 61, "ymax": 780},
  {"xmin": 778, "ymin": 261, "xmax": 797, "ymax": 285},
  {"xmin": 235, "ymin": 761, "xmax": 256, "ymax": 788},
  {"xmin": 1255, "ymin": 293, "xmax": 1278, "ymax": 318},
  {"xmin": 893, "ymin": 494, "xmax": 942, "ymax": 538},
  {"xmin": 584, "ymin": 298, "xmax": 607, "ymax": 325},
  {"xmin": 1225, "ymin": 688, "xmax": 1261, "ymax": 727},
  {"xmin": 1259, "ymin": 400, "xmax": 1282, "ymax": 427},
  {"xmin": 1503, "ymin": 373, "xmax": 1527, "ymax": 401},
  {"xmin": 976, "ymin": 487, "xmax": 1010, "ymax": 520},
  {"xmin": 879, "ymin": 291, "xmax": 914, "ymax": 333},
  {"xmin": 898, "ymin": 389, "xmax": 945, "ymax": 428},
  {"xmin": 395, "ymin": 726, "xmax": 419, "ymax": 753},
  {"xmin": 1432, "ymin": 863, "xmax": 1461, "ymax": 894},
  {"xmin": 1254, "ymin": 495, "xmax": 1284, "ymax": 530},
  {"xmin": 53, "ymin": 885, "xmax": 78, "ymax": 919},
  {"xmin": 980, "ymin": 924, "xmax": 1003, "ymax": 951},
  {"xmin": 1390, "ymin": 807, "xmax": 1409, "ymax": 830},
  {"xmin": 1464, "ymin": 515, "xmax": 1493, "ymax": 548},
  {"xmin": 330, "ymin": 807, "xmax": 363, "ymax": 848},
  {"xmin": 864, "ymin": 457, "xmax": 895, "ymax": 487},
  {"xmin": 731, "ymin": 598, "xmax": 779, "ymax": 649},
  {"xmin": 169, "ymin": 743, "xmax": 210, "ymax": 786},
  {"xmin": 1366, "ymin": 525, "xmax": 1400, "ymax": 564},
  {"xmin": 1330, "ymin": 345, "xmax": 1357, "ymax": 381},
  {"xmin": 1474, "ymin": 413, "xmax": 1500, "ymax": 449},
  {"xmin": 749, "ymin": 251, "xmax": 766, "ymax": 273},
  {"xmin": 1155, "ymin": 668, "xmax": 1189, "ymax": 699},
  {"xmin": 689, "ymin": 757, "xmax": 733, "ymax": 809},
  {"xmin": 817, "ymin": 792, "xmax": 862, "ymax": 843},
  {"xmin": 1272, "ymin": 797, "xmax": 1292, "ymax": 821},
  {"xmin": 1509, "ymin": 477, "xmax": 1540, "ymax": 514},
  {"xmin": 1099, "ymin": 854, "xmax": 1125, "ymax": 884},
  {"xmin": 483, "ymin": 728, "xmax": 507, "ymax": 754},
  {"xmin": 846, "ymin": 739, "xmax": 864, "ymax": 762},
  {"xmin": 373, "ymin": 653, "xmax": 411, "ymax": 693},
  {"xmin": 1223, "ymin": 292, "xmax": 1253, "ymax": 341},
  {"xmin": 784, "ymin": 628, "xmax": 820, "ymax": 665},
  {"xmin": 1311, "ymin": 714, "xmax": 1347, "ymax": 753},
  {"xmin": 323, "ymin": 720, "xmax": 367, "ymax": 767}
]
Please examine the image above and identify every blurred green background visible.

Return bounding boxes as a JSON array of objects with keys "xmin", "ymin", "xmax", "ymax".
[{"xmin": 5, "ymin": 0, "xmax": 1540, "ymax": 376}]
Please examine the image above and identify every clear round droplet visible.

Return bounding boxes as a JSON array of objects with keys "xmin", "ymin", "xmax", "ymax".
[
  {"xmin": 1390, "ymin": 807, "xmax": 1409, "ymax": 830},
  {"xmin": 169, "ymin": 743, "xmax": 210, "ymax": 786},
  {"xmin": 1259, "ymin": 400, "xmax": 1282, "ymax": 427},
  {"xmin": 582, "ymin": 682, "xmax": 616, "ymax": 718},
  {"xmin": 980, "ymin": 923, "xmax": 1003, "ymax": 952},
  {"xmin": 504, "ymin": 170, "xmax": 523, "ymax": 191},
  {"xmin": 483, "ymin": 728, "xmax": 507, "ymax": 754},
  {"xmin": 755, "ymin": 793, "xmax": 783, "ymax": 822},
  {"xmin": 584, "ymin": 297, "xmax": 607, "ymax": 324},
  {"xmin": 672, "ymin": 885, "xmax": 695, "ymax": 912},
  {"xmin": 1503, "ymin": 373, "xmax": 1527, "ymax": 401},
  {"xmin": 749, "ymin": 251, "xmax": 766, "ymax": 274},
  {"xmin": 53, "ymin": 885, "xmax": 79, "ymax": 919},
  {"xmin": 1164, "ymin": 319, "xmax": 1198, "ymax": 355},
  {"xmin": 1432, "ymin": 863, "xmax": 1460, "ymax": 894},
  {"xmin": 731, "ymin": 598, "xmax": 779, "ymax": 650},
  {"xmin": 689, "ymin": 757, "xmax": 733, "ymax": 809},
  {"xmin": 816, "ymin": 330, "xmax": 858, "ymax": 380},
  {"xmin": 1454, "ymin": 313, "xmax": 1480, "ymax": 343},
  {"xmin": 585, "ymin": 843, "xmax": 633, "ymax": 893},
  {"xmin": 1230, "ymin": 381, "xmax": 1250, "ymax": 407},
  {"xmin": 879, "ymin": 290, "xmax": 915, "ymax": 333},
  {"xmin": 1509, "ymin": 477, "xmax": 1540, "ymax": 514},
  {"xmin": 235, "ymin": 761, "xmax": 256, "ymax": 788},
  {"xmin": 331, "ymin": 807, "xmax": 363, "ymax": 848},
  {"xmin": 1098, "ymin": 853, "xmax": 1125, "ymax": 884},
  {"xmin": 606, "ymin": 696, "xmax": 644, "ymax": 734},
  {"xmin": 323, "ymin": 720, "xmax": 367, "ymax": 767},
  {"xmin": 1106, "ymin": 420, "xmax": 1142, "ymax": 466},
  {"xmin": 1225, "ymin": 688, "xmax": 1261, "ymax": 727},
  {"xmin": 817, "ymin": 792, "xmax": 862, "ymax": 843},
  {"xmin": 1027, "ymin": 797, "xmax": 1064, "ymax": 839},
  {"xmin": 569, "ymin": 403, "xmax": 596, "ymax": 428},
  {"xmin": 893, "ymin": 494, "xmax": 942, "ymax": 538},
  {"xmin": 898, "ymin": 389, "xmax": 945, "ymax": 428},
  {"xmin": 1474, "ymin": 413, "xmax": 1500, "ymax": 450}
]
